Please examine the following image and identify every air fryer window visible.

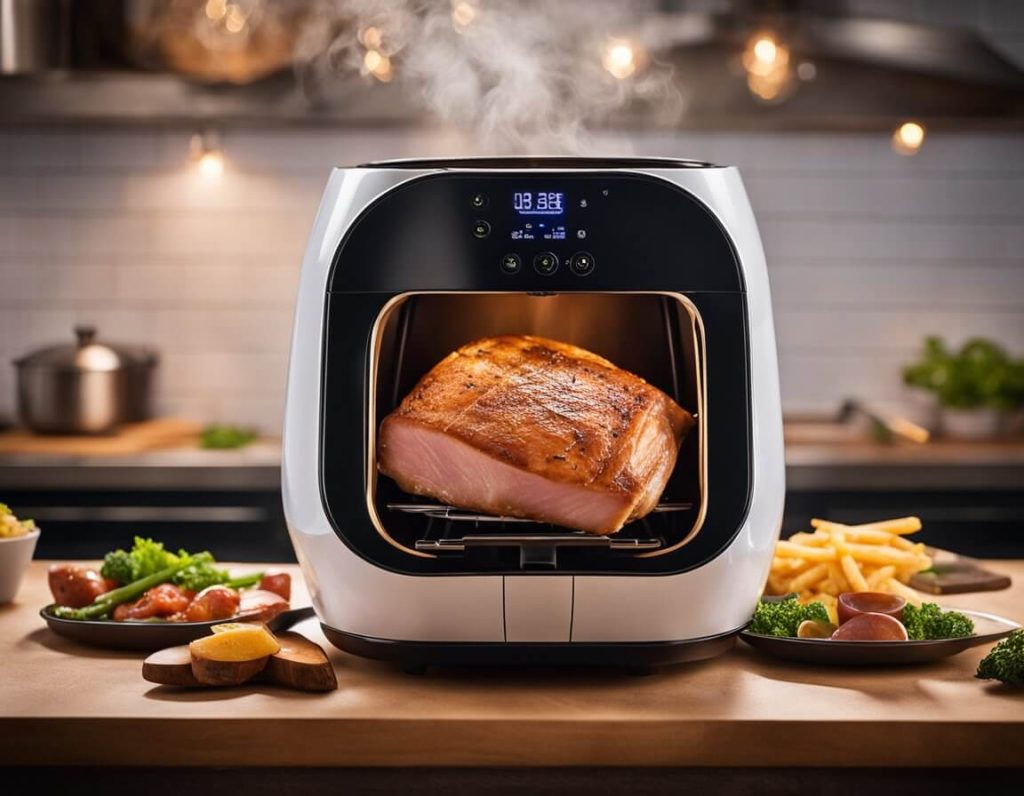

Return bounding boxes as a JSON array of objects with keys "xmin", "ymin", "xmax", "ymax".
[{"xmin": 364, "ymin": 292, "xmax": 706, "ymax": 571}]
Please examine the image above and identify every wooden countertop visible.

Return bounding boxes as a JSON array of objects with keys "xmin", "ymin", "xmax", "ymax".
[{"xmin": 2, "ymin": 561, "xmax": 1023, "ymax": 768}]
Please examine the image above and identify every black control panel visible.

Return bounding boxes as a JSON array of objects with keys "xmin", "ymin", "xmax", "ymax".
[
  {"xmin": 329, "ymin": 173, "xmax": 743, "ymax": 293},
  {"xmin": 474, "ymin": 185, "xmax": 601, "ymax": 279}
]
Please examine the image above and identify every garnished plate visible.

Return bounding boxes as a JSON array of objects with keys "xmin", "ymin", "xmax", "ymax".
[
  {"xmin": 40, "ymin": 605, "xmax": 316, "ymax": 651},
  {"xmin": 739, "ymin": 608, "xmax": 1020, "ymax": 666}
]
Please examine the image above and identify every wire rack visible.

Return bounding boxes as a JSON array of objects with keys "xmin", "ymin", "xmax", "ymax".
[{"xmin": 386, "ymin": 501, "xmax": 693, "ymax": 568}]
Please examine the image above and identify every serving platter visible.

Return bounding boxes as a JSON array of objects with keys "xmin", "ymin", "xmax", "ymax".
[
  {"xmin": 739, "ymin": 608, "xmax": 1020, "ymax": 666},
  {"xmin": 40, "ymin": 605, "xmax": 316, "ymax": 651}
]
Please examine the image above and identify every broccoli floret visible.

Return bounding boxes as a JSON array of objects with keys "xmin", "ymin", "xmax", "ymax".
[
  {"xmin": 171, "ymin": 551, "xmax": 229, "ymax": 592},
  {"xmin": 99, "ymin": 548, "xmax": 136, "ymax": 585},
  {"xmin": 749, "ymin": 595, "xmax": 830, "ymax": 637},
  {"xmin": 98, "ymin": 537, "xmax": 182, "ymax": 585},
  {"xmin": 131, "ymin": 537, "xmax": 180, "ymax": 579},
  {"xmin": 976, "ymin": 630, "xmax": 1024, "ymax": 687},
  {"xmin": 902, "ymin": 602, "xmax": 974, "ymax": 640}
]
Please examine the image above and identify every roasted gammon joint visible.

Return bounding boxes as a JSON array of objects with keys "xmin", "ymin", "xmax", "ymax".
[{"xmin": 377, "ymin": 335, "xmax": 694, "ymax": 535}]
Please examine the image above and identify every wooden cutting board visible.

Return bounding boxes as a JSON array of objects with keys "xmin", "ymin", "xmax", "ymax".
[
  {"xmin": 910, "ymin": 547, "xmax": 1013, "ymax": 594},
  {"xmin": 0, "ymin": 418, "xmax": 202, "ymax": 456}
]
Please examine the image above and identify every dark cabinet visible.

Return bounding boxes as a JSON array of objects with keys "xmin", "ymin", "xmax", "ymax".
[
  {"xmin": 5, "ymin": 488, "xmax": 294, "ymax": 562},
  {"xmin": 784, "ymin": 489, "xmax": 1024, "ymax": 559}
]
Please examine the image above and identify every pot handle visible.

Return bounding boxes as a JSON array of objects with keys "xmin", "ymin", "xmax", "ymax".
[{"xmin": 74, "ymin": 325, "xmax": 97, "ymax": 347}]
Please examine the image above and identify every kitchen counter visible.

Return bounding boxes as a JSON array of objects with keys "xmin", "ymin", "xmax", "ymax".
[
  {"xmin": 785, "ymin": 438, "xmax": 1024, "ymax": 490},
  {"xmin": 2, "ymin": 561, "xmax": 1022, "ymax": 769},
  {"xmin": 0, "ymin": 442, "xmax": 282, "ymax": 490},
  {"xmin": 2, "ymin": 436, "xmax": 1024, "ymax": 492}
]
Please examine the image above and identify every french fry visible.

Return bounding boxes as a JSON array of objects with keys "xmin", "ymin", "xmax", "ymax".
[
  {"xmin": 889, "ymin": 536, "xmax": 917, "ymax": 551},
  {"xmin": 841, "ymin": 528, "xmax": 898, "ymax": 545},
  {"xmin": 775, "ymin": 540, "xmax": 836, "ymax": 562},
  {"xmin": 840, "ymin": 554, "xmax": 869, "ymax": 591},
  {"xmin": 789, "ymin": 563, "xmax": 830, "ymax": 593},
  {"xmin": 788, "ymin": 531, "xmax": 829, "ymax": 546},
  {"xmin": 845, "ymin": 544, "xmax": 921, "ymax": 566},
  {"xmin": 828, "ymin": 562, "xmax": 850, "ymax": 594},
  {"xmin": 866, "ymin": 565, "xmax": 896, "ymax": 589},
  {"xmin": 812, "ymin": 517, "xmax": 921, "ymax": 535},
  {"xmin": 772, "ymin": 516, "xmax": 931, "ymax": 607},
  {"xmin": 885, "ymin": 577, "xmax": 925, "ymax": 607}
]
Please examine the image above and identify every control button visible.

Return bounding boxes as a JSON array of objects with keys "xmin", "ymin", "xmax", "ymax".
[
  {"xmin": 470, "ymin": 192, "xmax": 488, "ymax": 209},
  {"xmin": 500, "ymin": 253, "xmax": 522, "ymax": 274},
  {"xmin": 569, "ymin": 251, "xmax": 595, "ymax": 276},
  {"xmin": 533, "ymin": 252, "xmax": 559, "ymax": 275},
  {"xmin": 472, "ymin": 220, "xmax": 491, "ymax": 239}
]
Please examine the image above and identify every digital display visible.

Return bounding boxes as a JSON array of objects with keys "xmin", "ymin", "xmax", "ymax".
[{"xmin": 513, "ymin": 191, "xmax": 565, "ymax": 215}]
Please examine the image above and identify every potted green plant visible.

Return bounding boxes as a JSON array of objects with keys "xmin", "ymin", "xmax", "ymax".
[{"xmin": 902, "ymin": 337, "xmax": 1024, "ymax": 439}]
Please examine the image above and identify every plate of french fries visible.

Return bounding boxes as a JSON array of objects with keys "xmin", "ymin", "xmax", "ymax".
[
  {"xmin": 745, "ymin": 516, "xmax": 1021, "ymax": 665},
  {"xmin": 766, "ymin": 516, "xmax": 931, "ymax": 623}
]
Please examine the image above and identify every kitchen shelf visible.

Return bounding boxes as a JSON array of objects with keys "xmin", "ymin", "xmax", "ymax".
[
  {"xmin": 0, "ymin": 71, "xmax": 419, "ymax": 129},
  {"xmin": 2, "ymin": 68, "xmax": 1023, "ymax": 132}
]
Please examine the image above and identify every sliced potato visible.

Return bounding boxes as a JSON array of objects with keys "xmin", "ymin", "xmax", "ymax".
[
  {"xmin": 210, "ymin": 622, "xmax": 256, "ymax": 634},
  {"xmin": 143, "ymin": 645, "xmax": 201, "ymax": 687},
  {"xmin": 195, "ymin": 623, "xmax": 281, "ymax": 660},
  {"xmin": 189, "ymin": 624, "xmax": 281, "ymax": 686},
  {"xmin": 191, "ymin": 655, "xmax": 269, "ymax": 687}
]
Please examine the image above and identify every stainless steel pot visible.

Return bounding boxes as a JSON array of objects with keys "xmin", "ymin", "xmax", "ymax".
[
  {"xmin": 0, "ymin": 0, "xmax": 70, "ymax": 75},
  {"xmin": 14, "ymin": 326, "xmax": 159, "ymax": 434}
]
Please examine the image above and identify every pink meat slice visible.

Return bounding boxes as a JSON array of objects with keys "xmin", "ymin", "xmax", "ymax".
[{"xmin": 377, "ymin": 335, "xmax": 694, "ymax": 535}]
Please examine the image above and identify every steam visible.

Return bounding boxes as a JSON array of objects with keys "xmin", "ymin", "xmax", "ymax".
[{"xmin": 297, "ymin": 0, "xmax": 680, "ymax": 154}]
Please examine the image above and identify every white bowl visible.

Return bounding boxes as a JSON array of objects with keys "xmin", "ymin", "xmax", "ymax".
[{"xmin": 0, "ymin": 528, "xmax": 40, "ymax": 603}]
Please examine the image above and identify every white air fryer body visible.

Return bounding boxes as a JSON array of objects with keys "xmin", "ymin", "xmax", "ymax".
[{"xmin": 283, "ymin": 159, "xmax": 784, "ymax": 663}]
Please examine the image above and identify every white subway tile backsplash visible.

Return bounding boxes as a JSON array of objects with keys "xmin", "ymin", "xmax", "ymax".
[
  {"xmin": 775, "ymin": 307, "xmax": 1024, "ymax": 354},
  {"xmin": 778, "ymin": 351, "xmax": 912, "ymax": 414},
  {"xmin": 770, "ymin": 260, "xmax": 1024, "ymax": 309},
  {"xmin": 0, "ymin": 127, "xmax": 1021, "ymax": 434},
  {"xmin": 761, "ymin": 217, "xmax": 1024, "ymax": 259},
  {"xmin": 179, "ymin": 264, "xmax": 299, "ymax": 307},
  {"xmin": 115, "ymin": 263, "xmax": 188, "ymax": 303},
  {"xmin": 746, "ymin": 174, "xmax": 1024, "ymax": 220}
]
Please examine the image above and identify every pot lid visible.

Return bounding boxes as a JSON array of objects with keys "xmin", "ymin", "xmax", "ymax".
[{"xmin": 14, "ymin": 326, "xmax": 158, "ymax": 372}]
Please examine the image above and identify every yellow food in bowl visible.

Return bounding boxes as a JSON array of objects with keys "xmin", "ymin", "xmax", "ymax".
[{"xmin": 0, "ymin": 503, "xmax": 36, "ymax": 539}]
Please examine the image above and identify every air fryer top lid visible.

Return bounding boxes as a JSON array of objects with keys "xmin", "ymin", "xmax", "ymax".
[
  {"xmin": 357, "ymin": 157, "xmax": 719, "ymax": 170},
  {"xmin": 14, "ymin": 326, "xmax": 158, "ymax": 373}
]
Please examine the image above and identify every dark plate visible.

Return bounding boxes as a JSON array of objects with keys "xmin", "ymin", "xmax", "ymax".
[
  {"xmin": 739, "ymin": 609, "xmax": 1020, "ymax": 666},
  {"xmin": 40, "ymin": 605, "xmax": 317, "ymax": 651}
]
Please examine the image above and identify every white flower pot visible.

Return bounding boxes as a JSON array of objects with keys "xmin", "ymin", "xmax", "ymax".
[{"xmin": 940, "ymin": 408, "xmax": 1004, "ymax": 440}]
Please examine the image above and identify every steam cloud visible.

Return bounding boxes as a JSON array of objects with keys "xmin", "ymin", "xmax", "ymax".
[{"xmin": 298, "ymin": 0, "xmax": 679, "ymax": 154}]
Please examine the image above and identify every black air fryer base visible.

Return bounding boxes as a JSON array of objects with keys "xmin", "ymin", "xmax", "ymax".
[{"xmin": 321, "ymin": 624, "xmax": 739, "ymax": 672}]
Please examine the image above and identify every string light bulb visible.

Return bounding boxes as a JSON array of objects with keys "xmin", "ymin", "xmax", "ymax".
[
  {"xmin": 189, "ymin": 129, "xmax": 224, "ymax": 179},
  {"xmin": 362, "ymin": 48, "xmax": 393, "ymax": 82},
  {"xmin": 452, "ymin": 0, "xmax": 478, "ymax": 32},
  {"xmin": 892, "ymin": 121, "xmax": 926, "ymax": 155},
  {"xmin": 358, "ymin": 26, "xmax": 383, "ymax": 50},
  {"xmin": 742, "ymin": 31, "xmax": 793, "ymax": 102},
  {"xmin": 602, "ymin": 38, "xmax": 639, "ymax": 80}
]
